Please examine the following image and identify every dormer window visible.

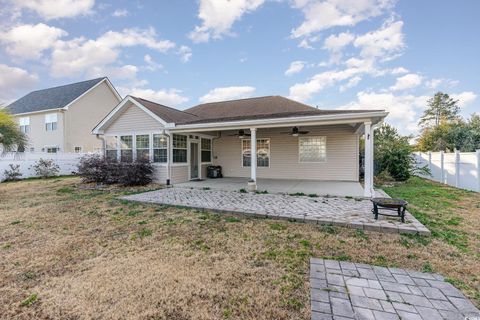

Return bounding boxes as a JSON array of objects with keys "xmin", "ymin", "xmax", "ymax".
[{"xmin": 45, "ymin": 113, "xmax": 58, "ymax": 131}]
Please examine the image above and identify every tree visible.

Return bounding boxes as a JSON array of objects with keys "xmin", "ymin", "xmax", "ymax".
[
  {"xmin": 0, "ymin": 108, "xmax": 27, "ymax": 154},
  {"xmin": 419, "ymin": 92, "xmax": 460, "ymax": 128}
]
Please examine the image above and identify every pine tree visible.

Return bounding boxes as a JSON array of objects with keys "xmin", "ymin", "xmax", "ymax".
[{"xmin": 419, "ymin": 92, "xmax": 460, "ymax": 128}]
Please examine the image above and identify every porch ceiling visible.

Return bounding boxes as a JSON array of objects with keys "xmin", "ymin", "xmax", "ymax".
[{"xmin": 175, "ymin": 178, "xmax": 365, "ymax": 197}]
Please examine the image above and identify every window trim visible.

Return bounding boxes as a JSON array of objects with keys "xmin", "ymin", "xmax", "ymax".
[
  {"xmin": 19, "ymin": 117, "xmax": 30, "ymax": 133},
  {"xmin": 200, "ymin": 137, "xmax": 212, "ymax": 164},
  {"xmin": 241, "ymin": 138, "xmax": 270, "ymax": 168},
  {"xmin": 153, "ymin": 133, "xmax": 168, "ymax": 163},
  {"xmin": 74, "ymin": 146, "xmax": 83, "ymax": 153},
  {"xmin": 135, "ymin": 134, "xmax": 150, "ymax": 162},
  {"xmin": 45, "ymin": 113, "xmax": 58, "ymax": 132},
  {"xmin": 298, "ymin": 136, "xmax": 327, "ymax": 164},
  {"xmin": 172, "ymin": 134, "xmax": 188, "ymax": 163}
]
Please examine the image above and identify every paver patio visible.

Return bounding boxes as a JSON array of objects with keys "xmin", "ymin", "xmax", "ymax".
[
  {"xmin": 123, "ymin": 187, "xmax": 430, "ymax": 235},
  {"xmin": 310, "ymin": 258, "xmax": 480, "ymax": 320}
]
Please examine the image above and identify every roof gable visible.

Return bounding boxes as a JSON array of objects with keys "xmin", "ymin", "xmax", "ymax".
[
  {"xmin": 130, "ymin": 97, "xmax": 199, "ymax": 123},
  {"xmin": 7, "ymin": 78, "xmax": 106, "ymax": 115}
]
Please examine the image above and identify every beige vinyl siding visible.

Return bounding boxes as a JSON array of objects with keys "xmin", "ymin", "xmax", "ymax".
[
  {"xmin": 201, "ymin": 164, "xmax": 209, "ymax": 179},
  {"xmin": 152, "ymin": 165, "xmax": 168, "ymax": 184},
  {"xmin": 171, "ymin": 166, "xmax": 189, "ymax": 184},
  {"xmin": 212, "ymin": 125, "xmax": 359, "ymax": 181},
  {"xmin": 104, "ymin": 102, "xmax": 163, "ymax": 134},
  {"xmin": 16, "ymin": 111, "xmax": 65, "ymax": 152},
  {"xmin": 65, "ymin": 81, "xmax": 121, "ymax": 152}
]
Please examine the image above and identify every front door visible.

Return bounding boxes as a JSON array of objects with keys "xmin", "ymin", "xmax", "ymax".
[{"xmin": 190, "ymin": 142, "xmax": 199, "ymax": 180}]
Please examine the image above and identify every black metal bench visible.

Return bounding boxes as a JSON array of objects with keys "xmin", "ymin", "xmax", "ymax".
[{"xmin": 371, "ymin": 198, "xmax": 408, "ymax": 223}]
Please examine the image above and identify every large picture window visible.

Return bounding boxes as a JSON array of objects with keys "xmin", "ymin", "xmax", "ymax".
[
  {"xmin": 136, "ymin": 134, "xmax": 150, "ymax": 161},
  {"xmin": 242, "ymin": 139, "xmax": 270, "ymax": 167},
  {"xmin": 299, "ymin": 136, "xmax": 326, "ymax": 163},
  {"xmin": 172, "ymin": 134, "xmax": 187, "ymax": 163},
  {"xmin": 120, "ymin": 135, "xmax": 133, "ymax": 162},
  {"xmin": 153, "ymin": 134, "xmax": 168, "ymax": 163},
  {"xmin": 201, "ymin": 138, "xmax": 212, "ymax": 162},
  {"xmin": 105, "ymin": 136, "xmax": 118, "ymax": 161}
]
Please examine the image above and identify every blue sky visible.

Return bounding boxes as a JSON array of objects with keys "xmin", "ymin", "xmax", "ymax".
[{"xmin": 0, "ymin": 0, "xmax": 479, "ymax": 135}]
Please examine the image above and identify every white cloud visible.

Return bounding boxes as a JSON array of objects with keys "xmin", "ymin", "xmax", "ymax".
[
  {"xmin": 128, "ymin": 88, "xmax": 189, "ymax": 107},
  {"xmin": 390, "ymin": 67, "xmax": 408, "ymax": 75},
  {"xmin": 339, "ymin": 76, "xmax": 361, "ymax": 92},
  {"xmin": 189, "ymin": 0, "xmax": 265, "ymax": 43},
  {"xmin": 353, "ymin": 19, "xmax": 405, "ymax": 61},
  {"xmin": 14, "ymin": 0, "xmax": 95, "ymax": 20},
  {"xmin": 112, "ymin": 9, "xmax": 128, "ymax": 17},
  {"xmin": 339, "ymin": 91, "xmax": 429, "ymax": 135},
  {"xmin": 88, "ymin": 65, "xmax": 139, "ymax": 80},
  {"xmin": 199, "ymin": 86, "xmax": 256, "ymax": 103},
  {"xmin": 291, "ymin": 0, "xmax": 395, "ymax": 39},
  {"xmin": 0, "ymin": 64, "xmax": 38, "ymax": 103},
  {"xmin": 451, "ymin": 91, "xmax": 477, "ymax": 107},
  {"xmin": 426, "ymin": 78, "xmax": 459, "ymax": 89},
  {"xmin": 0, "ymin": 23, "xmax": 67, "ymax": 60},
  {"xmin": 143, "ymin": 54, "xmax": 163, "ymax": 71},
  {"xmin": 178, "ymin": 45, "xmax": 192, "ymax": 62},
  {"xmin": 390, "ymin": 73, "xmax": 423, "ymax": 91},
  {"xmin": 50, "ymin": 27, "xmax": 176, "ymax": 77},
  {"xmin": 285, "ymin": 61, "xmax": 306, "ymax": 76},
  {"xmin": 323, "ymin": 32, "xmax": 355, "ymax": 63}
]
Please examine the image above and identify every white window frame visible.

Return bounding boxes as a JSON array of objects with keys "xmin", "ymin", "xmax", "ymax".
[
  {"xmin": 298, "ymin": 136, "xmax": 327, "ymax": 163},
  {"xmin": 241, "ymin": 138, "xmax": 270, "ymax": 168},
  {"xmin": 172, "ymin": 134, "xmax": 188, "ymax": 164},
  {"xmin": 44, "ymin": 146, "xmax": 59, "ymax": 153},
  {"xmin": 45, "ymin": 113, "xmax": 58, "ymax": 131},
  {"xmin": 19, "ymin": 117, "xmax": 30, "ymax": 133},
  {"xmin": 200, "ymin": 138, "xmax": 212, "ymax": 164},
  {"xmin": 153, "ymin": 133, "xmax": 168, "ymax": 163},
  {"xmin": 74, "ymin": 146, "xmax": 83, "ymax": 153},
  {"xmin": 135, "ymin": 134, "xmax": 150, "ymax": 162},
  {"xmin": 119, "ymin": 135, "xmax": 133, "ymax": 162}
]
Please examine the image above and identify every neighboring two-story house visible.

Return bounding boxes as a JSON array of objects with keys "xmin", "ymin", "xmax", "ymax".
[{"xmin": 7, "ymin": 77, "xmax": 122, "ymax": 153}]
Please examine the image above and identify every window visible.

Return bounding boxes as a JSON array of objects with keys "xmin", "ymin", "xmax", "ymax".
[
  {"xmin": 30, "ymin": 147, "xmax": 35, "ymax": 153},
  {"xmin": 201, "ymin": 138, "xmax": 212, "ymax": 162},
  {"xmin": 105, "ymin": 136, "xmax": 118, "ymax": 161},
  {"xmin": 45, "ymin": 113, "xmax": 58, "ymax": 131},
  {"xmin": 242, "ymin": 139, "xmax": 270, "ymax": 167},
  {"xmin": 46, "ymin": 147, "xmax": 59, "ymax": 153},
  {"xmin": 19, "ymin": 117, "xmax": 30, "ymax": 133},
  {"xmin": 153, "ymin": 134, "xmax": 168, "ymax": 163},
  {"xmin": 172, "ymin": 134, "xmax": 187, "ymax": 163},
  {"xmin": 74, "ymin": 146, "xmax": 82, "ymax": 153},
  {"xmin": 299, "ymin": 136, "xmax": 326, "ymax": 163},
  {"xmin": 120, "ymin": 135, "xmax": 133, "ymax": 162},
  {"xmin": 136, "ymin": 134, "xmax": 150, "ymax": 161}
]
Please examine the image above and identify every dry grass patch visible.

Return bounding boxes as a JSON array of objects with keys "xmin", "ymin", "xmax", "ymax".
[{"xmin": 0, "ymin": 176, "xmax": 478, "ymax": 319}]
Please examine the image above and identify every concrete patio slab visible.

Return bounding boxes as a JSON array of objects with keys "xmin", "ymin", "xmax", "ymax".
[
  {"xmin": 176, "ymin": 177, "xmax": 366, "ymax": 197},
  {"xmin": 310, "ymin": 258, "xmax": 480, "ymax": 320},
  {"xmin": 122, "ymin": 188, "xmax": 430, "ymax": 235}
]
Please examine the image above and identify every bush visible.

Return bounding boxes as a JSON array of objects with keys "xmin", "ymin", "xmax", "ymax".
[
  {"xmin": 77, "ymin": 155, "xmax": 153, "ymax": 186},
  {"xmin": 32, "ymin": 158, "xmax": 60, "ymax": 178},
  {"xmin": 3, "ymin": 164, "xmax": 22, "ymax": 181}
]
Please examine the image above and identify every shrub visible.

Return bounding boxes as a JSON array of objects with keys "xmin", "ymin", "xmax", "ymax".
[
  {"xmin": 77, "ymin": 155, "xmax": 153, "ymax": 186},
  {"xmin": 3, "ymin": 164, "xmax": 22, "ymax": 181},
  {"xmin": 32, "ymin": 158, "xmax": 60, "ymax": 178}
]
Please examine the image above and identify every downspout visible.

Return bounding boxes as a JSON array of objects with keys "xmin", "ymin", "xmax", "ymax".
[
  {"xmin": 95, "ymin": 134, "xmax": 105, "ymax": 156},
  {"xmin": 62, "ymin": 109, "xmax": 67, "ymax": 153},
  {"xmin": 162, "ymin": 129, "xmax": 172, "ymax": 186},
  {"xmin": 211, "ymin": 131, "xmax": 222, "ymax": 164}
]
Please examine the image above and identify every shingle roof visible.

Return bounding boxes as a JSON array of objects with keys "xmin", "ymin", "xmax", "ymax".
[
  {"xmin": 7, "ymin": 78, "xmax": 106, "ymax": 114},
  {"xmin": 130, "ymin": 96, "xmax": 199, "ymax": 124},
  {"xmin": 181, "ymin": 96, "xmax": 382, "ymax": 124}
]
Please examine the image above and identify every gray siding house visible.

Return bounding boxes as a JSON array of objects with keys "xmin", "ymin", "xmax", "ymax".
[
  {"xmin": 93, "ymin": 95, "xmax": 387, "ymax": 197},
  {"xmin": 7, "ymin": 78, "xmax": 122, "ymax": 153}
]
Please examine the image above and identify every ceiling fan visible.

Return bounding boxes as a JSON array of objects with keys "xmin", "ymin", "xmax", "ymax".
[
  {"xmin": 280, "ymin": 126, "xmax": 309, "ymax": 137},
  {"xmin": 228, "ymin": 129, "xmax": 251, "ymax": 138}
]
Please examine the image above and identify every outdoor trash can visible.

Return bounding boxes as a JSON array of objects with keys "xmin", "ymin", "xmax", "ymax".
[{"xmin": 207, "ymin": 166, "xmax": 223, "ymax": 178}]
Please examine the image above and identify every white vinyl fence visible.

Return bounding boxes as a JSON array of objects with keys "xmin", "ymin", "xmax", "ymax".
[
  {"xmin": 0, "ymin": 152, "xmax": 90, "ymax": 182},
  {"xmin": 413, "ymin": 150, "xmax": 480, "ymax": 192}
]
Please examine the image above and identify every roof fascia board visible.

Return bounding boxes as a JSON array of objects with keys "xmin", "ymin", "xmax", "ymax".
[
  {"xmin": 11, "ymin": 108, "xmax": 64, "ymax": 116},
  {"xmin": 171, "ymin": 111, "xmax": 388, "ymax": 132}
]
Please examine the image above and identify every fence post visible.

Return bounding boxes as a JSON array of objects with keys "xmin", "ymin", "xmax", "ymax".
[
  {"xmin": 428, "ymin": 151, "xmax": 432, "ymax": 173},
  {"xmin": 476, "ymin": 150, "xmax": 480, "ymax": 192},
  {"xmin": 454, "ymin": 149, "xmax": 460, "ymax": 188},
  {"xmin": 440, "ymin": 151, "xmax": 445, "ymax": 184}
]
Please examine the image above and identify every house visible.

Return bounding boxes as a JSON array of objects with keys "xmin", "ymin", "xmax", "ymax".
[
  {"xmin": 7, "ymin": 77, "xmax": 122, "ymax": 153},
  {"xmin": 92, "ymin": 95, "xmax": 388, "ymax": 197}
]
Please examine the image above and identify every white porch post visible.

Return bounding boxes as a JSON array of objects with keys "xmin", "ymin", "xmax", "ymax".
[
  {"xmin": 250, "ymin": 128, "xmax": 257, "ymax": 188},
  {"xmin": 364, "ymin": 122, "xmax": 373, "ymax": 197}
]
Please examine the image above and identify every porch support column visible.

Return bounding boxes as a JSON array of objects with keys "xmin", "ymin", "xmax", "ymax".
[
  {"xmin": 250, "ymin": 128, "xmax": 257, "ymax": 189},
  {"xmin": 364, "ymin": 122, "xmax": 373, "ymax": 197}
]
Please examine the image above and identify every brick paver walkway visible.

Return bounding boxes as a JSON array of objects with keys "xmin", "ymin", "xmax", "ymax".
[
  {"xmin": 123, "ymin": 188, "xmax": 430, "ymax": 235},
  {"xmin": 310, "ymin": 258, "xmax": 480, "ymax": 320}
]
